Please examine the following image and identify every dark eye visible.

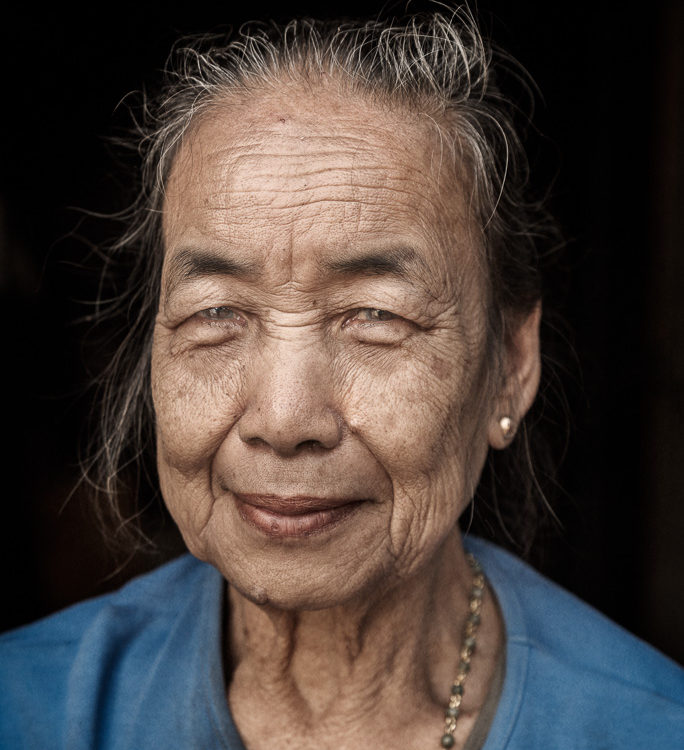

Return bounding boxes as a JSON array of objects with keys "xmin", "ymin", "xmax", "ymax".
[
  {"xmin": 355, "ymin": 308, "xmax": 397, "ymax": 322},
  {"xmin": 342, "ymin": 307, "xmax": 411, "ymax": 345},
  {"xmin": 198, "ymin": 307, "xmax": 241, "ymax": 321}
]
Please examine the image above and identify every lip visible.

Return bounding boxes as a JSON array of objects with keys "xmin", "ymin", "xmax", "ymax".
[{"xmin": 234, "ymin": 492, "xmax": 364, "ymax": 538}]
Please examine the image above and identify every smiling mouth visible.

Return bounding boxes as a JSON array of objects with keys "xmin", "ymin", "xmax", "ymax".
[{"xmin": 233, "ymin": 492, "xmax": 364, "ymax": 538}]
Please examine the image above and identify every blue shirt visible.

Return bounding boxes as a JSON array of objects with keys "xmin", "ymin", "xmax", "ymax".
[{"xmin": 1, "ymin": 537, "xmax": 683, "ymax": 748}]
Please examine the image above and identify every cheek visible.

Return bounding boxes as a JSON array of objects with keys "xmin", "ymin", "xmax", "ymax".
[
  {"xmin": 152, "ymin": 340, "xmax": 245, "ymax": 466},
  {"xmin": 341, "ymin": 340, "xmax": 486, "ymax": 478},
  {"xmin": 338, "ymin": 345, "xmax": 491, "ymax": 568},
  {"xmin": 151, "ymin": 335, "xmax": 246, "ymax": 537}
]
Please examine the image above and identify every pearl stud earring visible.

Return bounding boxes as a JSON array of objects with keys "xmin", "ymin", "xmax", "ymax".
[{"xmin": 499, "ymin": 416, "xmax": 514, "ymax": 440}]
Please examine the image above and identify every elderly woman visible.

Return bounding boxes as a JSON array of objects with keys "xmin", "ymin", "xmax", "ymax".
[{"xmin": 1, "ymin": 7, "xmax": 682, "ymax": 750}]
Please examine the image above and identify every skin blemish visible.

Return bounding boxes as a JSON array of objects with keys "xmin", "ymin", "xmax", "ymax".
[
  {"xmin": 250, "ymin": 587, "xmax": 269, "ymax": 606},
  {"xmin": 430, "ymin": 355, "xmax": 452, "ymax": 381}
]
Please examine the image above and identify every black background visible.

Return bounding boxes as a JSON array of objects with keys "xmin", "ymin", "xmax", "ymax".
[{"xmin": 1, "ymin": 1, "xmax": 682, "ymax": 663}]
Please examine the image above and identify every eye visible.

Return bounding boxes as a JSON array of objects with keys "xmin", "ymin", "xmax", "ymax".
[
  {"xmin": 354, "ymin": 308, "xmax": 397, "ymax": 322},
  {"xmin": 343, "ymin": 307, "xmax": 412, "ymax": 345},
  {"xmin": 181, "ymin": 305, "xmax": 249, "ymax": 348},
  {"xmin": 197, "ymin": 306, "xmax": 243, "ymax": 322}
]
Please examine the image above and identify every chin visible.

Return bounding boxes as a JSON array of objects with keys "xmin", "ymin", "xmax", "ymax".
[{"xmin": 204, "ymin": 535, "xmax": 392, "ymax": 613}]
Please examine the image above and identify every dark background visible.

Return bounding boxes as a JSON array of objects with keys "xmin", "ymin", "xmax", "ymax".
[{"xmin": 1, "ymin": 1, "xmax": 682, "ymax": 663}]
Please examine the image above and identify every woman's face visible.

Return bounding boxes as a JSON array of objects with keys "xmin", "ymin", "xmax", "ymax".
[{"xmin": 151, "ymin": 87, "xmax": 528, "ymax": 609}]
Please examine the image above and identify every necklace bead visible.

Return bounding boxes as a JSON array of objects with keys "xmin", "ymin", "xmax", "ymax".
[{"xmin": 438, "ymin": 554, "xmax": 484, "ymax": 748}]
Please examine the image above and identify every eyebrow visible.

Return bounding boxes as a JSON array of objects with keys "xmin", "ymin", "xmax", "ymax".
[
  {"xmin": 164, "ymin": 248, "xmax": 260, "ymax": 299},
  {"xmin": 321, "ymin": 246, "xmax": 427, "ymax": 278}
]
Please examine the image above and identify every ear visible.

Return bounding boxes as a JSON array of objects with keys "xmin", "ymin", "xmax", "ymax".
[{"xmin": 488, "ymin": 302, "xmax": 542, "ymax": 450}]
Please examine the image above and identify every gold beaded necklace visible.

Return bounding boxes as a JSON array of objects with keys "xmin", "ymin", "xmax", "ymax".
[{"xmin": 439, "ymin": 554, "xmax": 485, "ymax": 749}]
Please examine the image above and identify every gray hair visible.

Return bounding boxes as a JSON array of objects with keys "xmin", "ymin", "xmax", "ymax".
[{"xmin": 85, "ymin": 5, "xmax": 561, "ymax": 554}]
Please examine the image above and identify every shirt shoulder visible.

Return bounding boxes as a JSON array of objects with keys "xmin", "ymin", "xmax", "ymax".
[
  {"xmin": 466, "ymin": 536, "xmax": 684, "ymax": 749},
  {"xmin": 0, "ymin": 554, "xmax": 232, "ymax": 750}
]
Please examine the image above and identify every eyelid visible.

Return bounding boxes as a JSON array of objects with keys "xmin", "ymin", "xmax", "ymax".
[
  {"xmin": 341, "ymin": 307, "xmax": 415, "ymax": 347},
  {"xmin": 196, "ymin": 306, "xmax": 246, "ymax": 324},
  {"xmin": 344, "ymin": 308, "xmax": 399, "ymax": 324}
]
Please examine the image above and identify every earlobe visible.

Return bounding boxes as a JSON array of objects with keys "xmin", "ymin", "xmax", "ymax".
[
  {"xmin": 489, "ymin": 414, "xmax": 517, "ymax": 450},
  {"xmin": 488, "ymin": 302, "xmax": 542, "ymax": 450}
]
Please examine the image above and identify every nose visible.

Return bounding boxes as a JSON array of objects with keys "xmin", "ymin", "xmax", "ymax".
[{"xmin": 237, "ymin": 345, "xmax": 342, "ymax": 456}]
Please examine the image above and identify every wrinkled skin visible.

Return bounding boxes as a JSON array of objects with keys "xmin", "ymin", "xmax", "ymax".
[{"xmin": 151, "ymin": 84, "xmax": 540, "ymax": 748}]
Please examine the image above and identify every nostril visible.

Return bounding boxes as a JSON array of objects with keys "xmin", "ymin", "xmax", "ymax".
[
  {"xmin": 240, "ymin": 433, "xmax": 334, "ymax": 455},
  {"xmin": 295, "ymin": 439, "xmax": 325, "ymax": 452},
  {"xmin": 245, "ymin": 436, "xmax": 269, "ymax": 448}
]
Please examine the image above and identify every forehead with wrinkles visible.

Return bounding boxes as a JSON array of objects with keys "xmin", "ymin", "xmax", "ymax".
[{"xmin": 161, "ymin": 84, "xmax": 477, "ymax": 291}]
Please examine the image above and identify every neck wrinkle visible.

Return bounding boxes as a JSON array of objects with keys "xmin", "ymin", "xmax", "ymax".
[{"xmin": 226, "ymin": 532, "xmax": 475, "ymax": 723}]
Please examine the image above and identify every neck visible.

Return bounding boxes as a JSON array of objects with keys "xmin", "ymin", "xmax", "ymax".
[{"xmin": 225, "ymin": 533, "xmax": 503, "ymax": 750}]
